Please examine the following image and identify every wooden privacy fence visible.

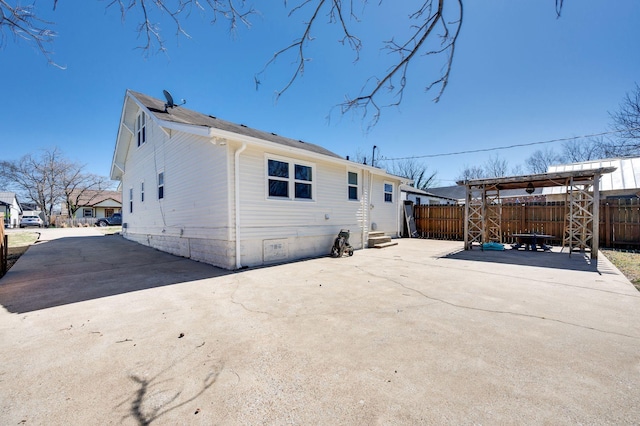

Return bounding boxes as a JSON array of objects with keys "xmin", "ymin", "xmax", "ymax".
[
  {"xmin": 0, "ymin": 221, "xmax": 7, "ymax": 277},
  {"xmin": 414, "ymin": 199, "xmax": 640, "ymax": 249}
]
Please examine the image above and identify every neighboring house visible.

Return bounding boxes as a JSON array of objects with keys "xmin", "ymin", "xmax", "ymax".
[
  {"xmin": 428, "ymin": 184, "xmax": 545, "ymax": 204},
  {"xmin": 0, "ymin": 192, "xmax": 23, "ymax": 229},
  {"xmin": 110, "ymin": 90, "xmax": 406, "ymax": 270},
  {"xmin": 543, "ymin": 157, "xmax": 640, "ymax": 201},
  {"xmin": 400, "ymin": 184, "xmax": 457, "ymax": 205},
  {"xmin": 62, "ymin": 190, "xmax": 122, "ymax": 219}
]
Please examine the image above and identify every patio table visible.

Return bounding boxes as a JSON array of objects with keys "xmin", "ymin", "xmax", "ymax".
[{"xmin": 510, "ymin": 233, "xmax": 555, "ymax": 251}]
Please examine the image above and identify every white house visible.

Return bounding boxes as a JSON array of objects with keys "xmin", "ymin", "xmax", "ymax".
[
  {"xmin": 111, "ymin": 90, "xmax": 406, "ymax": 270},
  {"xmin": 400, "ymin": 184, "xmax": 457, "ymax": 205},
  {"xmin": 0, "ymin": 192, "xmax": 23, "ymax": 229},
  {"xmin": 62, "ymin": 190, "xmax": 122, "ymax": 220}
]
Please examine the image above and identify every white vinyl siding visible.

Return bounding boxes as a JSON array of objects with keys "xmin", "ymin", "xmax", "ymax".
[{"xmin": 120, "ymin": 118, "xmax": 231, "ymax": 242}]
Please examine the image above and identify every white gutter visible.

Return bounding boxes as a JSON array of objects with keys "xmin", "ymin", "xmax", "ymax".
[
  {"xmin": 234, "ymin": 142, "xmax": 247, "ymax": 269},
  {"xmin": 361, "ymin": 168, "xmax": 367, "ymax": 250}
]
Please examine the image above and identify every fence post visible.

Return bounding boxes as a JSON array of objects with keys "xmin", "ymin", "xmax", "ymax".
[
  {"xmin": 1, "ymin": 234, "xmax": 7, "ymax": 277},
  {"xmin": 605, "ymin": 202, "xmax": 611, "ymax": 247}
]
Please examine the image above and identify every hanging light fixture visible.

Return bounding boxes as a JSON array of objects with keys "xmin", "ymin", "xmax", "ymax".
[{"xmin": 525, "ymin": 182, "xmax": 535, "ymax": 194}]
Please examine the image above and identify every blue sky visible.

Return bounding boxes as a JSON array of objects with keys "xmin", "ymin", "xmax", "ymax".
[{"xmin": 2, "ymin": 1, "xmax": 639, "ymax": 186}]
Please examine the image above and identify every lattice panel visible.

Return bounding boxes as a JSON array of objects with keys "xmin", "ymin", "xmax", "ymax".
[
  {"xmin": 563, "ymin": 181, "xmax": 594, "ymax": 253},
  {"xmin": 484, "ymin": 188, "xmax": 501, "ymax": 243},
  {"xmin": 466, "ymin": 188, "xmax": 483, "ymax": 247}
]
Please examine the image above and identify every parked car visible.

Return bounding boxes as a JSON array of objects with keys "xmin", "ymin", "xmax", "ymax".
[
  {"xmin": 20, "ymin": 215, "xmax": 44, "ymax": 228},
  {"xmin": 95, "ymin": 213, "xmax": 122, "ymax": 227}
]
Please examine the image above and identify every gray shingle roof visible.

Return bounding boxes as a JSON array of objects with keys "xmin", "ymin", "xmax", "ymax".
[
  {"xmin": 129, "ymin": 90, "xmax": 343, "ymax": 159},
  {"xmin": 0, "ymin": 192, "xmax": 18, "ymax": 205}
]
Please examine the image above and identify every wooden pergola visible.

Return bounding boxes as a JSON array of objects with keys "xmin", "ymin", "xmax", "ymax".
[{"xmin": 457, "ymin": 167, "xmax": 616, "ymax": 259}]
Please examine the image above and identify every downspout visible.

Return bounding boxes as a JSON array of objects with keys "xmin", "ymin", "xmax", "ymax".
[
  {"xmin": 234, "ymin": 142, "xmax": 247, "ymax": 269},
  {"xmin": 361, "ymin": 168, "xmax": 367, "ymax": 250}
]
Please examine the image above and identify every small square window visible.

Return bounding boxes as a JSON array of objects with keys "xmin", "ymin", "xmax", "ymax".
[
  {"xmin": 269, "ymin": 180, "xmax": 288, "ymax": 197},
  {"xmin": 268, "ymin": 160, "xmax": 289, "ymax": 178},
  {"xmin": 295, "ymin": 182, "xmax": 312, "ymax": 199}
]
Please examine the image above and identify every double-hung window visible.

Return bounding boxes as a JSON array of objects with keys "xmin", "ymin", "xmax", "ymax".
[
  {"xmin": 140, "ymin": 182, "xmax": 145, "ymax": 202},
  {"xmin": 384, "ymin": 182, "xmax": 393, "ymax": 203},
  {"xmin": 135, "ymin": 112, "xmax": 147, "ymax": 147},
  {"xmin": 348, "ymin": 171, "xmax": 359, "ymax": 201},
  {"xmin": 158, "ymin": 172, "xmax": 164, "ymax": 200},
  {"xmin": 267, "ymin": 157, "xmax": 314, "ymax": 200},
  {"xmin": 129, "ymin": 188, "xmax": 134, "ymax": 213}
]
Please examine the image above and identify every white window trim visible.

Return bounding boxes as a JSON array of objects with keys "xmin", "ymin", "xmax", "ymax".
[
  {"xmin": 265, "ymin": 154, "xmax": 316, "ymax": 201},
  {"xmin": 158, "ymin": 172, "xmax": 165, "ymax": 200},
  {"xmin": 135, "ymin": 111, "xmax": 147, "ymax": 147},
  {"xmin": 347, "ymin": 170, "xmax": 360, "ymax": 201},
  {"xmin": 140, "ymin": 181, "xmax": 145, "ymax": 203},
  {"xmin": 129, "ymin": 187, "xmax": 134, "ymax": 213},
  {"xmin": 384, "ymin": 181, "xmax": 394, "ymax": 203}
]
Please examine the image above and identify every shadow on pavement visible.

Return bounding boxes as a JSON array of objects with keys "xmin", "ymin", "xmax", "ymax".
[
  {"xmin": 441, "ymin": 247, "xmax": 602, "ymax": 273},
  {"xmin": 0, "ymin": 235, "xmax": 229, "ymax": 314}
]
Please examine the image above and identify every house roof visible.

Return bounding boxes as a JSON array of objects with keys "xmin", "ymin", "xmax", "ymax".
[
  {"xmin": 129, "ymin": 90, "xmax": 342, "ymax": 159},
  {"xmin": 543, "ymin": 157, "xmax": 640, "ymax": 195},
  {"xmin": 0, "ymin": 192, "xmax": 22, "ymax": 212},
  {"xmin": 428, "ymin": 185, "xmax": 544, "ymax": 201},
  {"xmin": 399, "ymin": 184, "xmax": 458, "ymax": 200},
  {"xmin": 71, "ymin": 190, "xmax": 122, "ymax": 207}
]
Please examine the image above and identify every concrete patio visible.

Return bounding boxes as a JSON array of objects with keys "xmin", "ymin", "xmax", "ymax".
[{"xmin": 1, "ymin": 229, "xmax": 639, "ymax": 424}]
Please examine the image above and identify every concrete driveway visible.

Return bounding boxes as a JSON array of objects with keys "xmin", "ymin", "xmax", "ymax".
[{"xmin": 1, "ymin": 229, "xmax": 639, "ymax": 424}]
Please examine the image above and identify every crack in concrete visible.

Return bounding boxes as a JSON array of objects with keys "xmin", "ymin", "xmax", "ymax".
[
  {"xmin": 357, "ymin": 266, "xmax": 640, "ymax": 341},
  {"xmin": 363, "ymin": 253, "xmax": 640, "ymax": 299}
]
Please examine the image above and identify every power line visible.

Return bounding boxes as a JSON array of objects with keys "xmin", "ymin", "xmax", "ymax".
[{"xmin": 384, "ymin": 127, "xmax": 639, "ymax": 161}]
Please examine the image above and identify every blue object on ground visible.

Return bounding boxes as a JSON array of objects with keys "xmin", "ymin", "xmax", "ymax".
[{"xmin": 483, "ymin": 242, "xmax": 505, "ymax": 251}]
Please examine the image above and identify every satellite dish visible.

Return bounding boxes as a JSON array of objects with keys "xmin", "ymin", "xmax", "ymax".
[{"xmin": 162, "ymin": 89, "xmax": 186, "ymax": 111}]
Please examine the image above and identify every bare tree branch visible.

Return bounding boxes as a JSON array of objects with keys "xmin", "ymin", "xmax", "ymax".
[{"xmin": 0, "ymin": 0, "xmax": 64, "ymax": 67}]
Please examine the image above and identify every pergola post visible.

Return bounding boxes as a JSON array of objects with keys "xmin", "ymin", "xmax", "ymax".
[
  {"xmin": 464, "ymin": 185, "xmax": 470, "ymax": 250},
  {"xmin": 592, "ymin": 173, "xmax": 601, "ymax": 259}
]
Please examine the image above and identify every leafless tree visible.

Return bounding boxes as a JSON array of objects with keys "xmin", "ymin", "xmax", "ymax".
[
  {"xmin": 483, "ymin": 154, "xmax": 509, "ymax": 178},
  {"xmin": 62, "ymin": 170, "xmax": 112, "ymax": 218},
  {"xmin": 561, "ymin": 138, "xmax": 605, "ymax": 163},
  {"xmin": 2, "ymin": 1, "xmax": 466, "ymax": 125},
  {"xmin": 604, "ymin": 83, "xmax": 640, "ymax": 157},
  {"xmin": 457, "ymin": 164, "xmax": 485, "ymax": 181},
  {"xmin": 383, "ymin": 158, "xmax": 438, "ymax": 190},
  {"xmin": 3, "ymin": 1, "xmax": 572, "ymax": 124},
  {"xmin": 0, "ymin": 1, "xmax": 61, "ymax": 67},
  {"xmin": 0, "ymin": 147, "xmax": 113, "ymax": 223},
  {"xmin": 525, "ymin": 147, "xmax": 563, "ymax": 174}
]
